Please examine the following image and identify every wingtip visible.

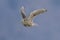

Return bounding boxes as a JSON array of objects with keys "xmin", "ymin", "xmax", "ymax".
[
  {"xmin": 21, "ymin": 6, "xmax": 24, "ymax": 9},
  {"xmin": 42, "ymin": 8, "xmax": 47, "ymax": 12}
]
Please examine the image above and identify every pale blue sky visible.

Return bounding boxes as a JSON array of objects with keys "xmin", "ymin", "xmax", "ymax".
[{"xmin": 0, "ymin": 0, "xmax": 60, "ymax": 40}]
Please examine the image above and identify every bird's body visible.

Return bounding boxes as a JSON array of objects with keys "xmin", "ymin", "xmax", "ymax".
[
  {"xmin": 20, "ymin": 6, "xmax": 47, "ymax": 27},
  {"xmin": 22, "ymin": 19, "xmax": 32, "ymax": 27}
]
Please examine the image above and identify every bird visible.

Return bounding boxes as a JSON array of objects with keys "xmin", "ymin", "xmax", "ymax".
[{"xmin": 20, "ymin": 6, "xmax": 47, "ymax": 27}]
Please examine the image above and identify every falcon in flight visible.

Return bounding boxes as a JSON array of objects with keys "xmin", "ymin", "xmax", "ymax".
[{"xmin": 20, "ymin": 6, "xmax": 47, "ymax": 27}]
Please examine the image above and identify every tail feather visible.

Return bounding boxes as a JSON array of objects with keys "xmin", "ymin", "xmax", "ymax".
[{"xmin": 32, "ymin": 23, "xmax": 39, "ymax": 26}]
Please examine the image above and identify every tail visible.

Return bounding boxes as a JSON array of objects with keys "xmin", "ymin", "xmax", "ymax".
[{"xmin": 32, "ymin": 23, "xmax": 39, "ymax": 26}]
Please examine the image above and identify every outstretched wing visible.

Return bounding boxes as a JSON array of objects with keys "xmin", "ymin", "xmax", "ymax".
[
  {"xmin": 20, "ymin": 6, "xmax": 26, "ymax": 19},
  {"xmin": 28, "ymin": 8, "xmax": 47, "ymax": 21}
]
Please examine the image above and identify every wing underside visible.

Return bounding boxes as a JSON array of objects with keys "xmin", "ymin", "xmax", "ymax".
[
  {"xmin": 28, "ymin": 8, "xmax": 47, "ymax": 21},
  {"xmin": 21, "ymin": 6, "xmax": 26, "ymax": 19}
]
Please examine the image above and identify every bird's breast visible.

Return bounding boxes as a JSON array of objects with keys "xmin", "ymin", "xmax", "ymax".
[{"xmin": 22, "ymin": 20, "xmax": 32, "ymax": 26}]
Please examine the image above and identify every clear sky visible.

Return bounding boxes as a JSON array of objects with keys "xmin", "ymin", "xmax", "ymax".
[{"xmin": 0, "ymin": 0, "xmax": 60, "ymax": 40}]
